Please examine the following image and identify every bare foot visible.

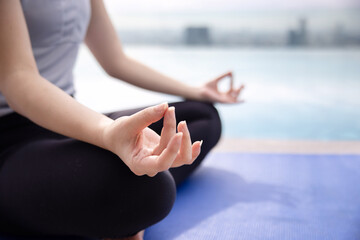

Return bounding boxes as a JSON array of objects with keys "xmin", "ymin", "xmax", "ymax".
[{"xmin": 103, "ymin": 230, "xmax": 144, "ymax": 240}]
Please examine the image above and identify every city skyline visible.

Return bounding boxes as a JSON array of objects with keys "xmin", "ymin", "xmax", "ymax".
[
  {"xmin": 103, "ymin": 6, "xmax": 360, "ymax": 34},
  {"xmin": 101, "ymin": 1, "xmax": 360, "ymax": 47},
  {"xmin": 116, "ymin": 17, "xmax": 360, "ymax": 47},
  {"xmin": 104, "ymin": 0, "xmax": 360, "ymax": 13}
]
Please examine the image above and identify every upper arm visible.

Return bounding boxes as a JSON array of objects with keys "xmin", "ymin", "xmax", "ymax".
[
  {"xmin": 85, "ymin": 0, "xmax": 126, "ymax": 76},
  {"xmin": 0, "ymin": 0, "xmax": 38, "ymax": 89}
]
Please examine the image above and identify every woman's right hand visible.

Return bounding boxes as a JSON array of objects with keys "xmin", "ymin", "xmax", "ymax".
[{"xmin": 102, "ymin": 103, "xmax": 202, "ymax": 177}]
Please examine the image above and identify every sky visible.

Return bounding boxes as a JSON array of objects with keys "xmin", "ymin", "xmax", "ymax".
[{"xmin": 103, "ymin": 0, "xmax": 360, "ymax": 32}]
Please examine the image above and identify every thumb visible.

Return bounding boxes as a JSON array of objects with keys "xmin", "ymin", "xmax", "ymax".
[{"xmin": 127, "ymin": 102, "xmax": 168, "ymax": 133}]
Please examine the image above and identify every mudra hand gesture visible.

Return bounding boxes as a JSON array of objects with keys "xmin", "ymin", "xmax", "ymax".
[
  {"xmin": 103, "ymin": 103, "xmax": 202, "ymax": 177},
  {"xmin": 199, "ymin": 71, "xmax": 245, "ymax": 103}
]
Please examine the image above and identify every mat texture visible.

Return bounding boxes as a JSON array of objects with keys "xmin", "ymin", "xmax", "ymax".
[{"xmin": 145, "ymin": 153, "xmax": 360, "ymax": 240}]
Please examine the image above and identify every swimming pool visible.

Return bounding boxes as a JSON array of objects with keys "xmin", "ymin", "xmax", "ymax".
[{"xmin": 74, "ymin": 46, "xmax": 360, "ymax": 141}]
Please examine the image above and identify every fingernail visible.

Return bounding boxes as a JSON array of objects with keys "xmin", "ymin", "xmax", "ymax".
[
  {"xmin": 199, "ymin": 140, "xmax": 203, "ymax": 147},
  {"xmin": 168, "ymin": 106, "xmax": 175, "ymax": 115},
  {"xmin": 179, "ymin": 120, "xmax": 187, "ymax": 130},
  {"xmin": 155, "ymin": 102, "xmax": 168, "ymax": 113},
  {"xmin": 183, "ymin": 121, "xmax": 188, "ymax": 130}
]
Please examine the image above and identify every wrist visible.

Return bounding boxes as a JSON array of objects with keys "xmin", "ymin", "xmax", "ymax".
[
  {"xmin": 182, "ymin": 85, "xmax": 203, "ymax": 101},
  {"xmin": 98, "ymin": 116, "xmax": 116, "ymax": 151}
]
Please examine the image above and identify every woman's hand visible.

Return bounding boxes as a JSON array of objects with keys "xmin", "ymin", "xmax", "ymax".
[
  {"xmin": 198, "ymin": 71, "xmax": 244, "ymax": 104},
  {"xmin": 102, "ymin": 103, "xmax": 202, "ymax": 177}
]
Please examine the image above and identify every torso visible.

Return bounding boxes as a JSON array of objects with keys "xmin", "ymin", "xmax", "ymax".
[{"xmin": 0, "ymin": 0, "xmax": 91, "ymax": 117}]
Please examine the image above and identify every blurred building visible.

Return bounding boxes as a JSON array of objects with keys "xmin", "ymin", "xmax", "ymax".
[
  {"xmin": 333, "ymin": 24, "xmax": 346, "ymax": 46},
  {"xmin": 287, "ymin": 18, "xmax": 308, "ymax": 46},
  {"xmin": 116, "ymin": 16, "xmax": 360, "ymax": 47},
  {"xmin": 332, "ymin": 23, "xmax": 360, "ymax": 47},
  {"xmin": 184, "ymin": 27, "xmax": 212, "ymax": 45}
]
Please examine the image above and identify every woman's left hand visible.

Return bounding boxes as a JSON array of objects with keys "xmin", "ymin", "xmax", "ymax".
[{"xmin": 198, "ymin": 71, "xmax": 244, "ymax": 104}]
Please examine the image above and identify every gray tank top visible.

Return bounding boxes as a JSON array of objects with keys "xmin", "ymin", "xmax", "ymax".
[{"xmin": 0, "ymin": 0, "xmax": 91, "ymax": 117}]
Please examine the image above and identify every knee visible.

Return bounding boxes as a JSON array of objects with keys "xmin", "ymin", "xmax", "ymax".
[
  {"xmin": 103, "ymin": 170, "xmax": 176, "ymax": 237},
  {"xmin": 92, "ymin": 158, "xmax": 177, "ymax": 231},
  {"xmin": 136, "ymin": 171, "xmax": 176, "ymax": 227},
  {"xmin": 143, "ymin": 171, "xmax": 176, "ymax": 225},
  {"xmin": 191, "ymin": 101, "xmax": 222, "ymax": 146},
  {"xmin": 44, "ymin": 146, "xmax": 176, "ymax": 238},
  {"xmin": 77, "ymin": 167, "xmax": 176, "ymax": 238},
  {"xmin": 206, "ymin": 102, "xmax": 222, "ymax": 136}
]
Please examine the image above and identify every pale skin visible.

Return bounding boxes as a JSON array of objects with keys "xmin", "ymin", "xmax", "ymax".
[{"xmin": 0, "ymin": 0, "xmax": 244, "ymax": 239}]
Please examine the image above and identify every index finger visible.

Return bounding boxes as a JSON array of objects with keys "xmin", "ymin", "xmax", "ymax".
[
  {"xmin": 214, "ymin": 71, "xmax": 232, "ymax": 82},
  {"xmin": 127, "ymin": 102, "xmax": 168, "ymax": 134},
  {"xmin": 213, "ymin": 71, "xmax": 233, "ymax": 91}
]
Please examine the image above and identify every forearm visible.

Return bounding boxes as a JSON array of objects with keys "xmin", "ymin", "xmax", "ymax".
[
  {"xmin": 84, "ymin": 0, "xmax": 201, "ymax": 100},
  {"xmin": 1, "ymin": 72, "xmax": 113, "ymax": 150},
  {"xmin": 110, "ymin": 55, "xmax": 201, "ymax": 100}
]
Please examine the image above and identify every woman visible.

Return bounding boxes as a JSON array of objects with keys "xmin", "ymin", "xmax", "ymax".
[{"xmin": 0, "ymin": 0, "xmax": 243, "ymax": 239}]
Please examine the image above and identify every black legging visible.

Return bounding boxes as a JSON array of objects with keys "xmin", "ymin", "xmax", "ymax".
[{"xmin": 0, "ymin": 101, "xmax": 221, "ymax": 238}]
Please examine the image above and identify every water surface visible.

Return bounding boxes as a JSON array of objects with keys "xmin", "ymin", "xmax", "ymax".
[{"xmin": 74, "ymin": 46, "xmax": 360, "ymax": 140}]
